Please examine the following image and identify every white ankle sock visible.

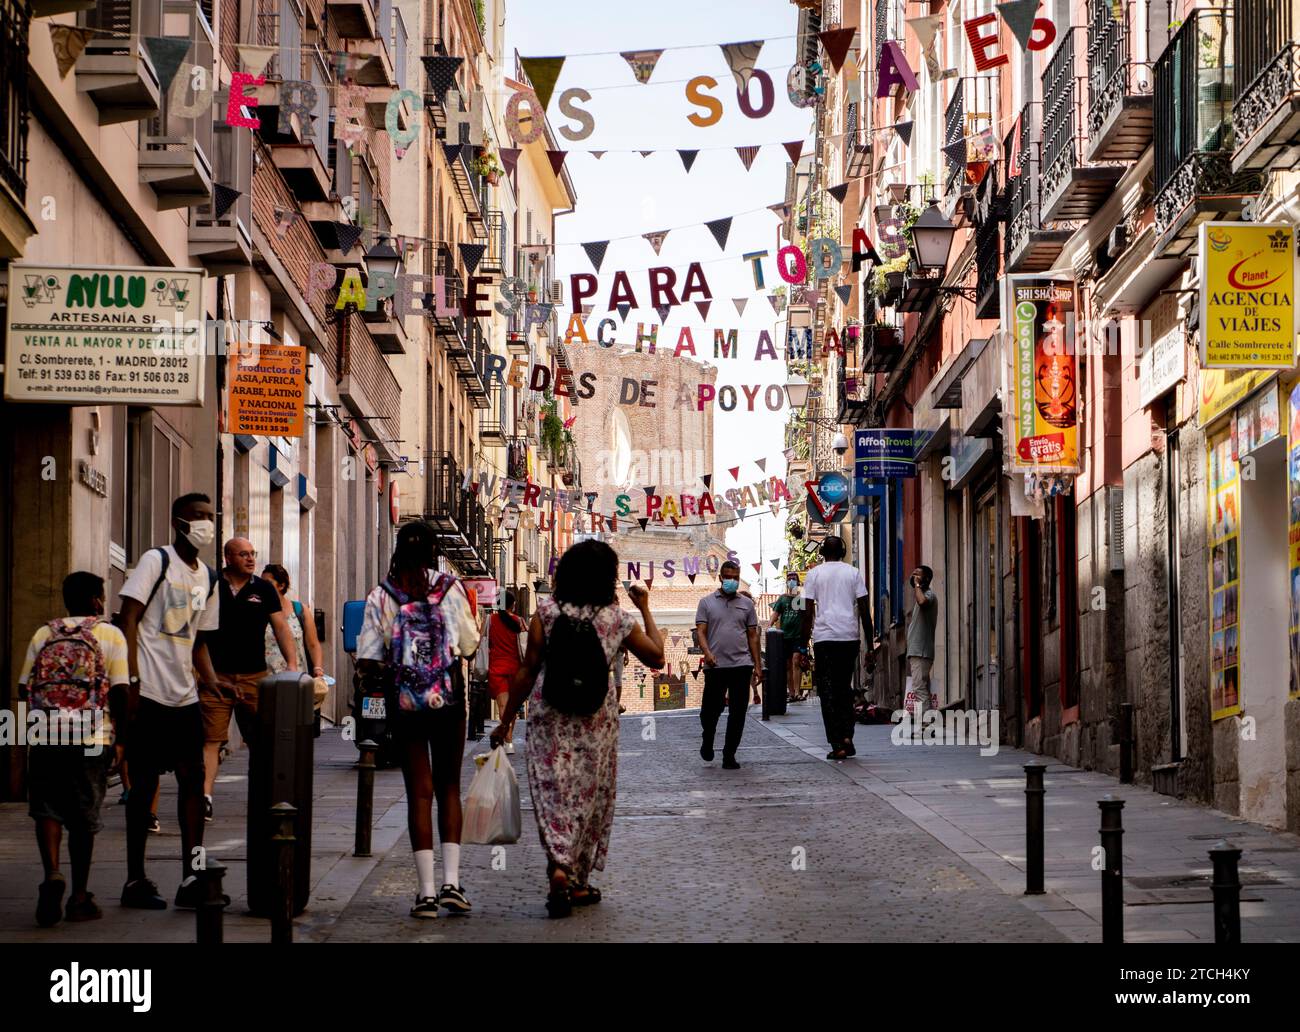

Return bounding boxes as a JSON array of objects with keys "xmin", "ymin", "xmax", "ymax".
[
  {"xmin": 442, "ymin": 843, "xmax": 461, "ymax": 888},
  {"xmin": 414, "ymin": 849, "xmax": 437, "ymax": 898}
]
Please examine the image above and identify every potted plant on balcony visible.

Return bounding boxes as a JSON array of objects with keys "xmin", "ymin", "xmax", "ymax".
[
  {"xmin": 527, "ymin": 281, "xmax": 539, "ymax": 303},
  {"xmin": 474, "ymin": 148, "xmax": 504, "ymax": 185}
]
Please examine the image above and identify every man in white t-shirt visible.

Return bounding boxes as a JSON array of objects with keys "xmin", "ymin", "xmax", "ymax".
[
  {"xmin": 116, "ymin": 492, "xmax": 221, "ymax": 912},
  {"xmin": 799, "ymin": 535, "xmax": 873, "ymax": 761}
]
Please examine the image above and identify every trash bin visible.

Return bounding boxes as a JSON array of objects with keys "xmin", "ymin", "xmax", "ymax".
[
  {"xmin": 764, "ymin": 629, "xmax": 787, "ymax": 717},
  {"xmin": 248, "ymin": 671, "xmax": 315, "ymax": 917}
]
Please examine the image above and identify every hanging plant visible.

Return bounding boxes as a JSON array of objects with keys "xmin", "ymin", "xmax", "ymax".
[{"xmin": 473, "ymin": 148, "xmax": 504, "ymax": 184}]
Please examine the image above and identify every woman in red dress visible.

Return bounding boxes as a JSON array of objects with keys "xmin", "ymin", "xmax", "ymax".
[{"xmin": 487, "ymin": 591, "xmax": 525, "ymax": 753}]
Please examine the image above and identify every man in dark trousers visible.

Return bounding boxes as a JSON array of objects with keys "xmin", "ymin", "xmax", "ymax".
[{"xmin": 694, "ymin": 560, "xmax": 762, "ymax": 770}]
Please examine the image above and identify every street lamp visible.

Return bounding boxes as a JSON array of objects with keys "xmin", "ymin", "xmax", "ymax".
[
  {"xmin": 785, "ymin": 372, "xmax": 810, "ymax": 409},
  {"xmin": 364, "ymin": 237, "xmax": 402, "ymax": 278},
  {"xmin": 908, "ymin": 204, "xmax": 957, "ymax": 272}
]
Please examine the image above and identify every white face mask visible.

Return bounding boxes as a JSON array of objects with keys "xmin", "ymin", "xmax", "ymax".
[{"xmin": 180, "ymin": 518, "xmax": 215, "ymax": 548}]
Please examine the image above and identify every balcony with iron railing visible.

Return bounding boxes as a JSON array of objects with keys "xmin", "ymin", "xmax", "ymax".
[
  {"xmin": 944, "ymin": 76, "xmax": 996, "ymax": 199},
  {"xmin": 1004, "ymin": 103, "xmax": 1072, "ymax": 273},
  {"xmin": 973, "ymin": 169, "xmax": 1002, "ymax": 320},
  {"xmin": 1041, "ymin": 26, "xmax": 1124, "ymax": 221},
  {"xmin": 460, "ymin": 320, "xmax": 491, "ymax": 409},
  {"xmin": 1154, "ymin": 7, "xmax": 1262, "ymax": 257},
  {"xmin": 480, "ymin": 209, "xmax": 506, "ymax": 277},
  {"xmin": 0, "ymin": 0, "xmax": 30, "ymax": 215},
  {"xmin": 423, "ymin": 451, "xmax": 494, "ymax": 576},
  {"xmin": 1085, "ymin": 0, "xmax": 1154, "ymax": 162},
  {"xmin": 1232, "ymin": 0, "xmax": 1300, "ymax": 172},
  {"xmin": 326, "ymin": 0, "xmax": 379, "ymax": 40},
  {"xmin": 77, "ymin": 0, "xmax": 162, "ymax": 124}
]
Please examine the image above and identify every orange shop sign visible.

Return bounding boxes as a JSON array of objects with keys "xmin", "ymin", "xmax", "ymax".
[{"xmin": 227, "ymin": 341, "xmax": 307, "ymax": 438}]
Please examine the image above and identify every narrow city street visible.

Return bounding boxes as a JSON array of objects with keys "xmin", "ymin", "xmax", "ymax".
[{"xmin": 5, "ymin": 704, "xmax": 1299, "ymax": 944}]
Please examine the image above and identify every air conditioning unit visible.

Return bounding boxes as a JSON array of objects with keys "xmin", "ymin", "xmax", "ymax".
[
  {"xmin": 1107, "ymin": 224, "xmax": 1128, "ymax": 258},
  {"xmin": 1107, "ymin": 485, "xmax": 1125, "ymax": 574}
]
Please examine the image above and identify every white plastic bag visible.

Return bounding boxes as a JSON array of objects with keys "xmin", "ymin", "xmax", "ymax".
[{"xmin": 463, "ymin": 746, "xmax": 521, "ymax": 844}]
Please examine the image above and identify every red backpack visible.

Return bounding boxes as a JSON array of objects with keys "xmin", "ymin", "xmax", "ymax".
[{"xmin": 27, "ymin": 619, "xmax": 108, "ymax": 712}]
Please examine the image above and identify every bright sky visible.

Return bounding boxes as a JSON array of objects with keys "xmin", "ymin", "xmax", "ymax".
[{"xmin": 504, "ymin": 0, "xmax": 813, "ymax": 593}]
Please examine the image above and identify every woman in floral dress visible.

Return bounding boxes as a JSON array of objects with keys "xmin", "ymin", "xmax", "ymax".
[{"xmin": 491, "ymin": 540, "xmax": 664, "ymax": 917}]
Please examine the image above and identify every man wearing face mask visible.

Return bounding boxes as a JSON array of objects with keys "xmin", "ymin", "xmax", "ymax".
[
  {"xmin": 770, "ymin": 574, "xmax": 809, "ymax": 703},
  {"xmin": 694, "ymin": 560, "xmax": 762, "ymax": 770},
  {"xmin": 116, "ymin": 493, "xmax": 221, "ymax": 911}
]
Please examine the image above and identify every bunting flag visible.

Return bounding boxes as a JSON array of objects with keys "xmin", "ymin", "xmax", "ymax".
[
  {"xmin": 582, "ymin": 240, "xmax": 609, "ymax": 271},
  {"xmin": 50, "ymin": 25, "xmax": 94, "ymax": 79},
  {"xmin": 973, "ymin": 127, "xmax": 1000, "ymax": 162},
  {"xmin": 443, "ymin": 142, "xmax": 463, "ymax": 165},
  {"xmin": 622, "ymin": 580, "xmax": 631, "ymax": 590},
  {"xmin": 546, "ymin": 149, "xmax": 568, "ymax": 177},
  {"xmin": 212, "ymin": 184, "xmax": 241, "ymax": 220},
  {"xmin": 768, "ymin": 202, "xmax": 791, "ymax": 219},
  {"xmin": 729, "ymin": 466, "xmax": 741, "ymax": 480},
  {"xmin": 695, "ymin": 299, "xmax": 712, "ymax": 320},
  {"xmin": 784, "ymin": 447, "xmax": 796, "ymax": 462},
  {"xmin": 770, "ymin": 558, "xmax": 782, "ymax": 570},
  {"xmin": 752, "ymin": 562, "xmax": 762, "ymax": 574},
  {"xmin": 944, "ymin": 138, "xmax": 968, "ymax": 172},
  {"xmin": 655, "ymin": 304, "xmax": 671, "ymax": 323},
  {"xmin": 835, "ymin": 283, "xmax": 853, "ymax": 306},
  {"xmin": 459, "ymin": 242, "xmax": 486, "ymax": 274},
  {"xmin": 687, "ymin": 573, "xmax": 697, "ymax": 585},
  {"xmin": 238, "ymin": 43, "xmax": 276, "ymax": 76},
  {"xmin": 845, "ymin": 70, "xmax": 862, "ymax": 104},
  {"xmin": 783, "ymin": 141, "xmax": 803, "ymax": 165},
  {"xmin": 621, "ymin": 48, "xmax": 664, "ymax": 84},
  {"xmin": 616, "ymin": 302, "xmax": 631, "ymax": 322},
  {"xmin": 706, "ymin": 216, "xmax": 733, "ymax": 250},
  {"xmin": 701, "ymin": 474, "xmax": 713, "ymax": 490},
  {"xmin": 671, "ymin": 634, "xmax": 682, "ymax": 646},
  {"xmin": 818, "ymin": 27, "xmax": 857, "ymax": 72},
  {"xmin": 421, "ymin": 55, "xmax": 463, "ymax": 101},
  {"xmin": 143, "ymin": 37, "xmax": 191, "ymax": 95},
  {"xmin": 273, "ymin": 206, "xmax": 297, "ymax": 238},
  {"xmin": 590, "ymin": 151, "xmax": 606, "ymax": 159},
  {"xmin": 767, "ymin": 293, "xmax": 783, "ymax": 314},
  {"xmin": 719, "ymin": 40, "xmax": 764, "ymax": 93},
  {"xmin": 732, "ymin": 297, "xmax": 747, "ymax": 316},
  {"xmin": 737, "ymin": 508, "xmax": 747, "ymax": 520},
  {"xmin": 520, "ymin": 56, "xmax": 566, "ymax": 109},
  {"xmin": 333, "ymin": 222, "xmax": 363, "ymax": 255},
  {"xmin": 642, "ymin": 484, "xmax": 657, "ymax": 500},
  {"xmin": 1008, "ymin": 114, "xmax": 1023, "ymax": 177},
  {"xmin": 643, "ymin": 229, "xmax": 670, "ymax": 255},
  {"xmin": 678, "ymin": 149, "xmax": 699, "ymax": 173},
  {"xmin": 581, "ymin": 304, "xmax": 594, "ymax": 316},
  {"xmin": 755, "ymin": 457, "xmax": 767, "ymax": 473},
  {"xmin": 735, "ymin": 144, "xmax": 761, "ymax": 171},
  {"xmin": 639, "ymin": 150, "xmax": 654, "ymax": 158},
  {"xmin": 895, "ymin": 120, "xmax": 914, "ymax": 147},
  {"xmin": 500, "ymin": 147, "xmax": 521, "ymax": 177},
  {"xmin": 997, "ymin": 0, "xmax": 1040, "ymax": 48},
  {"xmin": 828, "ymin": 182, "xmax": 850, "ymax": 204},
  {"xmin": 637, "ymin": 517, "xmax": 650, "ymax": 532}
]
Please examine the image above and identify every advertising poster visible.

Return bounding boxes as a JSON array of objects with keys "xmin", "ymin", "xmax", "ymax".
[
  {"xmin": 4, "ymin": 264, "xmax": 205, "ymax": 405},
  {"xmin": 226, "ymin": 341, "xmax": 307, "ymax": 437},
  {"xmin": 854, "ymin": 428, "xmax": 920, "ymax": 478},
  {"xmin": 1006, "ymin": 275, "xmax": 1080, "ymax": 472},
  {"xmin": 1198, "ymin": 222, "xmax": 1298, "ymax": 369},
  {"xmin": 1207, "ymin": 427, "xmax": 1242, "ymax": 720},
  {"xmin": 1290, "ymin": 383, "xmax": 1300, "ymax": 699}
]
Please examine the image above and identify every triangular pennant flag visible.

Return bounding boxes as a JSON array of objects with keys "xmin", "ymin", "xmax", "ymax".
[
  {"xmin": 944, "ymin": 138, "xmax": 968, "ymax": 171},
  {"xmin": 736, "ymin": 145, "xmax": 761, "ymax": 171},
  {"xmin": 639, "ymin": 150, "xmax": 654, "ymax": 158},
  {"xmin": 818, "ymin": 27, "xmax": 857, "ymax": 72},
  {"xmin": 143, "ymin": 37, "xmax": 191, "ymax": 95},
  {"xmin": 616, "ymin": 303, "xmax": 631, "ymax": 323},
  {"xmin": 732, "ymin": 298, "xmax": 747, "ymax": 316},
  {"xmin": 835, "ymin": 284, "xmax": 853, "ymax": 306},
  {"xmin": 895, "ymin": 120, "xmax": 914, "ymax": 147},
  {"xmin": 770, "ymin": 503, "xmax": 781, "ymax": 517},
  {"xmin": 421, "ymin": 55, "xmax": 463, "ymax": 101},
  {"xmin": 706, "ymin": 216, "xmax": 732, "ymax": 250},
  {"xmin": 729, "ymin": 466, "xmax": 741, "ymax": 480},
  {"xmin": 499, "ymin": 147, "xmax": 520, "ymax": 177},
  {"xmin": 621, "ymin": 48, "xmax": 664, "ymax": 84},
  {"xmin": 771, "ymin": 558, "xmax": 782, "ymax": 570},
  {"xmin": 752, "ymin": 562, "xmax": 762, "ymax": 574},
  {"xmin": 655, "ymin": 304, "xmax": 671, "ymax": 323},
  {"xmin": 637, "ymin": 517, "xmax": 650, "ymax": 532},
  {"xmin": 687, "ymin": 573, "xmax": 697, "ymax": 585},
  {"xmin": 459, "ymin": 242, "xmax": 486, "ymax": 274},
  {"xmin": 767, "ymin": 293, "xmax": 783, "ymax": 314},
  {"xmin": 582, "ymin": 304, "xmax": 594, "ymax": 316},
  {"xmin": 678, "ymin": 149, "xmax": 699, "ymax": 173},
  {"xmin": 828, "ymin": 182, "xmax": 850, "ymax": 204},
  {"xmin": 905, "ymin": 15, "xmax": 942, "ymax": 51},
  {"xmin": 238, "ymin": 43, "xmax": 276, "ymax": 76},
  {"xmin": 50, "ymin": 25, "xmax": 94, "ymax": 79},
  {"xmin": 273, "ymin": 206, "xmax": 296, "ymax": 238},
  {"xmin": 768, "ymin": 202, "xmax": 791, "ymax": 219},
  {"xmin": 755, "ymin": 458, "xmax": 767, "ymax": 472},
  {"xmin": 643, "ymin": 230, "xmax": 670, "ymax": 255},
  {"xmin": 582, "ymin": 240, "xmax": 609, "ymax": 272},
  {"xmin": 671, "ymin": 634, "xmax": 682, "ymax": 646},
  {"xmin": 334, "ymin": 223, "xmax": 364, "ymax": 255},
  {"xmin": 590, "ymin": 151, "xmax": 606, "ymax": 159},
  {"xmin": 997, "ymin": 0, "xmax": 1040, "ymax": 49},
  {"xmin": 213, "ymin": 184, "xmax": 241, "ymax": 220},
  {"xmin": 783, "ymin": 141, "xmax": 803, "ymax": 165},
  {"xmin": 695, "ymin": 300, "xmax": 712, "ymax": 320},
  {"xmin": 520, "ymin": 56, "xmax": 565, "ymax": 109},
  {"xmin": 622, "ymin": 580, "xmax": 631, "ymax": 590},
  {"xmin": 701, "ymin": 474, "xmax": 713, "ymax": 490},
  {"xmin": 719, "ymin": 40, "xmax": 764, "ymax": 93},
  {"xmin": 443, "ymin": 143, "xmax": 463, "ymax": 164},
  {"xmin": 737, "ymin": 508, "xmax": 747, "ymax": 520},
  {"xmin": 642, "ymin": 486, "xmax": 657, "ymax": 505},
  {"xmin": 546, "ymin": 149, "xmax": 568, "ymax": 177}
]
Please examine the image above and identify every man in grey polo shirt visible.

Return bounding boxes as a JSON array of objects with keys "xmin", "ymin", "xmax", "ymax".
[{"xmin": 694, "ymin": 560, "xmax": 762, "ymax": 770}]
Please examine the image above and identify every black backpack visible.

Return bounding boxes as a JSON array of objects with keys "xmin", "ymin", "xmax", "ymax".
[{"xmin": 542, "ymin": 609, "xmax": 612, "ymax": 716}]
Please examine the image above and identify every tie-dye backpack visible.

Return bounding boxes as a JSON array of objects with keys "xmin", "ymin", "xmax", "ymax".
[
  {"xmin": 381, "ymin": 574, "xmax": 456, "ymax": 710},
  {"xmin": 28, "ymin": 619, "xmax": 107, "ymax": 712}
]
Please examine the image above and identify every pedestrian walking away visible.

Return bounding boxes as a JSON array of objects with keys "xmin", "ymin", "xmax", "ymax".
[
  {"xmin": 906, "ymin": 566, "xmax": 939, "ymax": 724},
  {"xmin": 695, "ymin": 560, "xmax": 762, "ymax": 769},
  {"xmin": 771, "ymin": 574, "xmax": 809, "ymax": 703},
  {"xmin": 114, "ymin": 493, "xmax": 222, "ymax": 911},
  {"xmin": 200, "ymin": 539, "xmax": 298, "ymax": 823},
  {"xmin": 486, "ymin": 590, "xmax": 525, "ymax": 753},
  {"xmin": 799, "ymin": 535, "xmax": 873, "ymax": 761},
  {"xmin": 263, "ymin": 563, "xmax": 330, "ymax": 724},
  {"xmin": 19, "ymin": 572, "xmax": 129, "ymax": 927},
  {"xmin": 491, "ymin": 541, "xmax": 665, "ymax": 918},
  {"xmin": 357, "ymin": 521, "xmax": 480, "ymax": 919}
]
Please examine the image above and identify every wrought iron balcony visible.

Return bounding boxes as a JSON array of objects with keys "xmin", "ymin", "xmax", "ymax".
[
  {"xmin": 1085, "ymin": 0, "xmax": 1153, "ymax": 162},
  {"xmin": 480, "ymin": 383, "xmax": 508, "ymax": 447},
  {"xmin": 1232, "ymin": 0, "xmax": 1300, "ymax": 171},
  {"xmin": 1154, "ymin": 8, "xmax": 1262, "ymax": 257},
  {"xmin": 1004, "ymin": 103, "xmax": 1072, "ymax": 273},
  {"xmin": 944, "ymin": 77, "xmax": 996, "ymax": 198},
  {"xmin": 972, "ymin": 163, "xmax": 1003, "ymax": 320},
  {"xmin": 423, "ymin": 451, "xmax": 493, "ymax": 577},
  {"xmin": 460, "ymin": 320, "xmax": 491, "ymax": 409},
  {"xmin": 480, "ymin": 209, "xmax": 505, "ymax": 277},
  {"xmin": 77, "ymin": 0, "xmax": 161, "ymax": 124},
  {"xmin": 1041, "ymin": 26, "xmax": 1124, "ymax": 221},
  {"xmin": 0, "ymin": 0, "xmax": 30, "ymax": 212}
]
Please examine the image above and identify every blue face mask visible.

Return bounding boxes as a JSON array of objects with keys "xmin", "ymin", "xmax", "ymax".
[{"xmin": 721, "ymin": 578, "xmax": 739, "ymax": 594}]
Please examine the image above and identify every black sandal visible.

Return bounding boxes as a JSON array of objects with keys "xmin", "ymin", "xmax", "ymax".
[
  {"xmin": 571, "ymin": 885, "xmax": 602, "ymax": 907},
  {"xmin": 545, "ymin": 884, "xmax": 572, "ymax": 918}
]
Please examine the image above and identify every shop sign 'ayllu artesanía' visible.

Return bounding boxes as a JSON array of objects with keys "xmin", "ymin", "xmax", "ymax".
[
  {"xmin": 1198, "ymin": 222, "xmax": 1298, "ymax": 369},
  {"xmin": 1005, "ymin": 274, "xmax": 1080, "ymax": 473}
]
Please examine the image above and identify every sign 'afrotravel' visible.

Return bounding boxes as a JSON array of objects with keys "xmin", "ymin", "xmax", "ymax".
[{"xmin": 1198, "ymin": 222, "xmax": 1298, "ymax": 369}]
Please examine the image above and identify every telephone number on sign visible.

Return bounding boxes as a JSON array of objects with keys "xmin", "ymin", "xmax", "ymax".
[{"xmin": 36, "ymin": 368, "xmax": 191, "ymax": 384}]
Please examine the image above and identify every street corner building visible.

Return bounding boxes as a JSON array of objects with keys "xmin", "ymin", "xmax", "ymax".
[
  {"xmin": 0, "ymin": 0, "xmax": 575, "ymax": 798},
  {"xmin": 784, "ymin": 0, "xmax": 1300, "ymax": 832}
]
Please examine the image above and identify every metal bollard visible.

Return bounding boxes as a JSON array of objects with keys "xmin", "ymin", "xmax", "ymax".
[
  {"xmin": 354, "ymin": 739, "xmax": 377, "ymax": 858},
  {"xmin": 1209, "ymin": 841, "xmax": 1243, "ymax": 945},
  {"xmin": 1099, "ymin": 795, "xmax": 1125, "ymax": 944},
  {"xmin": 1119, "ymin": 703, "xmax": 1134, "ymax": 784},
  {"xmin": 271, "ymin": 802, "xmax": 296, "ymax": 944},
  {"xmin": 196, "ymin": 857, "xmax": 227, "ymax": 945},
  {"xmin": 1024, "ymin": 763, "xmax": 1046, "ymax": 895}
]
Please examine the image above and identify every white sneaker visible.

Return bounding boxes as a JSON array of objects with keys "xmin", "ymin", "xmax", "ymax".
[{"xmin": 505, "ymin": 743, "xmax": 515, "ymax": 755}]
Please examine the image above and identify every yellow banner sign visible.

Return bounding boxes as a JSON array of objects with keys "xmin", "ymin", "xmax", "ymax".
[
  {"xmin": 1196, "ymin": 367, "xmax": 1274, "ymax": 427},
  {"xmin": 1199, "ymin": 221, "xmax": 1297, "ymax": 368},
  {"xmin": 227, "ymin": 341, "xmax": 307, "ymax": 438}
]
